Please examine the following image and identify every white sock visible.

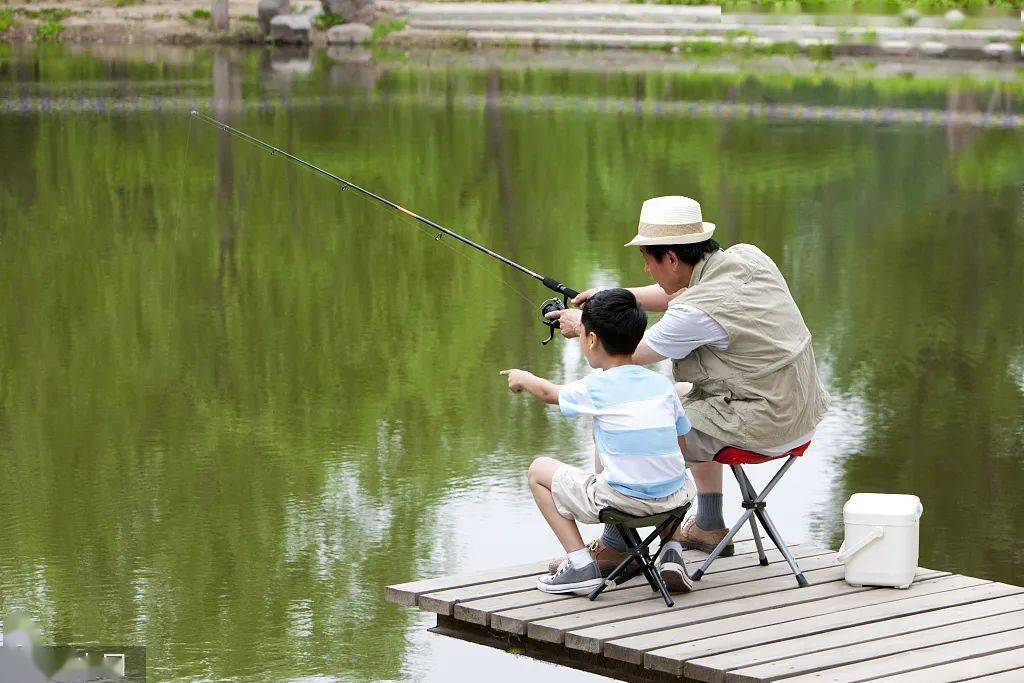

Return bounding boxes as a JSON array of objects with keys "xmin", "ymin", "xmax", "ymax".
[{"xmin": 568, "ymin": 547, "xmax": 594, "ymax": 570}]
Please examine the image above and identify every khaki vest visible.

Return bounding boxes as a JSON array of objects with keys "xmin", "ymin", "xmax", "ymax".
[{"xmin": 672, "ymin": 244, "xmax": 831, "ymax": 449}]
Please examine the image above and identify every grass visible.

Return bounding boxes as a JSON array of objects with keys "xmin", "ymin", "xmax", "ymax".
[
  {"xmin": 313, "ymin": 12, "xmax": 344, "ymax": 30},
  {"xmin": 178, "ymin": 8, "xmax": 211, "ymax": 22},
  {"xmin": 372, "ymin": 18, "xmax": 407, "ymax": 41},
  {"xmin": 635, "ymin": 0, "xmax": 1018, "ymax": 12},
  {"xmin": 240, "ymin": 14, "xmax": 258, "ymax": 23},
  {"xmin": 113, "ymin": 0, "xmax": 144, "ymax": 7},
  {"xmin": 0, "ymin": 8, "xmax": 15, "ymax": 32},
  {"xmin": 35, "ymin": 20, "xmax": 64, "ymax": 40},
  {"xmin": 16, "ymin": 7, "xmax": 73, "ymax": 22}
]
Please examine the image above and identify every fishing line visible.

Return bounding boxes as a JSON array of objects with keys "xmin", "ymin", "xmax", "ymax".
[{"xmin": 188, "ymin": 110, "xmax": 577, "ymax": 343}]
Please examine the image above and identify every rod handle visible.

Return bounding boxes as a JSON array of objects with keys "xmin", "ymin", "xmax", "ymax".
[{"xmin": 541, "ymin": 277, "xmax": 579, "ymax": 301}]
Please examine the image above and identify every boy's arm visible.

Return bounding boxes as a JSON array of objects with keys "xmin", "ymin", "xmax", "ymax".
[{"xmin": 500, "ymin": 369, "xmax": 561, "ymax": 405}]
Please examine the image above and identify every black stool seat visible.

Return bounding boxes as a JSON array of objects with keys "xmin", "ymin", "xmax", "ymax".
[{"xmin": 587, "ymin": 502, "xmax": 691, "ymax": 607}]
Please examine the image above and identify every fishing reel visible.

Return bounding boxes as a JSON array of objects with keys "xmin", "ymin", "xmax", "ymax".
[{"xmin": 539, "ymin": 296, "xmax": 569, "ymax": 345}]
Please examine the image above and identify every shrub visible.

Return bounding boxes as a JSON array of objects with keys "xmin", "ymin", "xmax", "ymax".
[
  {"xmin": 36, "ymin": 20, "xmax": 64, "ymax": 40},
  {"xmin": 372, "ymin": 18, "xmax": 407, "ymax": 41},
  {"xmin": 0, "ymin": 9, "xmax": 15, "ymax": 32},
  {"xmin": 313, "ymin": 12, "xmax": 344, "ymax": 30}
]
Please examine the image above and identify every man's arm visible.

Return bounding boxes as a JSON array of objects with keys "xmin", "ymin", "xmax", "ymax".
[
  {"xmin": 500, "ymin": 369, "xmax": 560, "ymax": 404},
  {"xmin": 627, "ymin": 284, "xmax": 677, "ymax": 312},
  {"xmin": 631, "ymin": 340, "xmax": 667, "ymax": 366}
]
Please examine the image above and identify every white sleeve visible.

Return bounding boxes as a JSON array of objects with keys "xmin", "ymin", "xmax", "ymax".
[{"xmin": 643, "ymin": 305, "xmax": 728, "ymax": 360}]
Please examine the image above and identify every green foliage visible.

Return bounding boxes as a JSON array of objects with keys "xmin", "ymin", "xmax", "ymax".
[
  {"xmin": 113, "ymin": 0, "xmax": 144, "ymax": 7},
  {"xmin": 372, "ymin": 18, "xmax": 407, "ymax": 41},
  {"xmin": 239, "ymin": 14, "xmax": 259, "ymax": 23},
  {"xmin": 179, "ymin": 8, "xmax": 211, "ymax": 22},
  {"xmin": 313, "ymin": 11, "xmax": 344, "ymax": 30},
  {"xmin": 638, "ymin": 0, "xmax": 1018, "ymax": 11},
  {"xmin": 16, "ymin": 6, "xmax": 73, "ymax": 21},
  {"xmin": 34, "ymin": 20, "xmax": 64, "ymax": 40},
  {"xmin": 0, "ymin": 8, "xmax": 15, "ymax": 32}
]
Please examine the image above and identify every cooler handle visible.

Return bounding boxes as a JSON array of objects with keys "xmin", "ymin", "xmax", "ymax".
[{"xmin": 836, "ymin": 526, "xmax": 885, "ymax": 564}]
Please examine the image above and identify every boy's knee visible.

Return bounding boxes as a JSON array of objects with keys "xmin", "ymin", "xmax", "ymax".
[{"xmin": 527, "ymin": 456, "xmax": 555, "ymax": 487}]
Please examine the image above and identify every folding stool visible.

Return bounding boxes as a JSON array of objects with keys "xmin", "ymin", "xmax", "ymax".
[
  {"xmin": 690, "ymin": 442, "xmax": 812, "ymax": 588},
  {"xmin": 586, "ymin": 503, "xmax": 691, "ymax": 607}
]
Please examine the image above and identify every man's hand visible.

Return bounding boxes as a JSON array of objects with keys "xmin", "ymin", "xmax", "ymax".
[
  {"xmin": 500, "ymin": 369, "xmax": 534, "ymax": 393},
  {"xmin": 544, "ymin": 308, "xmax": 583, "ymax": 339},
  {"xmin": 571, "ymin": 287, "xmax": 602, "ymax": 308}
]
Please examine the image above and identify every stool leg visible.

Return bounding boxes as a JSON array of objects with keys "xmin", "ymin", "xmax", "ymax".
[
  {"xmin": 755, "ymin": 508, "xmax": 808, "ymax": 587},
  {"xmin": 691, "ymin": 510, "xmax": 751, "ymax": 581},
  {"xmin": 733, "ymin": 465, "xmax": 769, "ymax": 567}
]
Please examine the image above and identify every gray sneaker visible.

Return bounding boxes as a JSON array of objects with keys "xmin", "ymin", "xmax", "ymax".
[
  {"xmin": 657, "ymin": 541, "xmax": 693, "ymax": 593},
  {"xmin": 536, "ymin": 560, "xmax": 604, "ymax": 595}
]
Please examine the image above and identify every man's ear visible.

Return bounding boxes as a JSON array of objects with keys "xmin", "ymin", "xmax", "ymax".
[
  {"xmin": 665, "ymin": 249, "xmax": 680, "ymax": 271},
  {"xmin": 587, "ymin": 331, "xmax": 600, "ymax": 352}
]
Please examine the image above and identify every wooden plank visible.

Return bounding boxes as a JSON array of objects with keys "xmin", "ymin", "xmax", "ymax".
[
  {"xmin": 486, "ymin": 546, "xmax": 835, "ymax": 636},
  {"xmin": 726, "ymin": 609, "xmax": 1024, "ymax": 682},
  {"xmin": 649, "ymin": 581, "xmax": 1021, "ymax": 678},
  {"xmin": 689, "ymin": 591, "xmax": 1024, "ymax": 682},
  {"xmin": 425, "ymin": 544, "xmax": 800, "ymax": 617},
  {"xmin": 454, "ymin": 538, "xmax": 791, "ymax": 627},
  {"xmin": 568, "ymin": 569, "xmax": 877, "ymax": 657},
  {"xmin": 956, "ymin": 663, "xmax": 1024, "ymax": 682},
  {"xmin": 782, "ymin": 627, "xmax": 1024, "ymax": 682},
  {"xmin": 528, "ymin": 560, "xmax": 847, "ymax": 644},
  {"xmin": 605, "ymin": 571, "xmax": 964, "ymax": 666},
  {"xmin": 401, "ymin": 536, "xmax": 773, "ymax": 614},
  {"xmin": 385, "ymin": 560, "xmax": 548, "ymax": 606}
]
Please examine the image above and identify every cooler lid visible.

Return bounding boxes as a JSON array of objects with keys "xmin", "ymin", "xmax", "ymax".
[{"xmin": 843, "ymin": 493, "xmax": 923, "ymax": 527}]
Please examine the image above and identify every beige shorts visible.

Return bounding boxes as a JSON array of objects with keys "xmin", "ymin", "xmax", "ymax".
[
  {"xmin": 551, "ymin": 465, "xmax": 696, "ymax": 525},
  {"xmin": 682, "ymin": 427, "xmax": 731, "ymax": 464}
]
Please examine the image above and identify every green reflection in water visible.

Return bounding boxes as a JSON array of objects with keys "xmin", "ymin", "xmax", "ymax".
[{"xmin": 1, "ymin": 45, "xmax": 1023, "ymax": 681}]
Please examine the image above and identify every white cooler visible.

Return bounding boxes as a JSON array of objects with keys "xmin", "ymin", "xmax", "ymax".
[{"xmin": 836, "ymin": 493, "xmax": 923, "ymax": 589}]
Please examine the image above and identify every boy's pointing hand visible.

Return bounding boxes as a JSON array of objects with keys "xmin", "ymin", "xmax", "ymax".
[{"xmin": 500, "ymin": 369, "xmax": 532, "ymax": 393}]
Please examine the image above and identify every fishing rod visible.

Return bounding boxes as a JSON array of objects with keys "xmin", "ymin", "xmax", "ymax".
[{"xmin": 190, "ymin": 110, "xmax": 578, "ymax": 345}]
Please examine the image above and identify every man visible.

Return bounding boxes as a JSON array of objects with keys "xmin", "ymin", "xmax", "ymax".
[{"xmin": 547, "ymin": 195, "xmax": 831, "ymax": 577}]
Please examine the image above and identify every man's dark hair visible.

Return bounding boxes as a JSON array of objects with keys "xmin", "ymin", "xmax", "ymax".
[
  {"xmin": 640, "ymin": 239, "xmax": 721, "ymax": 266},
  {"xmin": 581, "ymin": 288, "xmax": 647, "ymax": 357}
]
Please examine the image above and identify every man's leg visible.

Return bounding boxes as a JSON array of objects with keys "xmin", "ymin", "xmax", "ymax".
[
  {"xmin": 689, "ymin": 461, "xmax": 726, "ymax": 531},
  {"xmin": 527, "ymin": 457, "xmax": 585, "ymax": 552},
  {"xmin": 673, "ymin": 430, "xmax": 732, "ymax": 554}
]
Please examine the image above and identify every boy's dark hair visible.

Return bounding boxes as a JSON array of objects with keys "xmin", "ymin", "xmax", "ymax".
[
  {"xmin": 640, "ymin": 239, "xmax": 721, "ymax": 266},
  {"xmin": 581, "ymin": 288, "xmax": 647, "ymax": 357}
]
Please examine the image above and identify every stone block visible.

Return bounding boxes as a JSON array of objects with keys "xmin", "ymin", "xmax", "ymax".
[
  {"xmin": 326, "ymin": 23, "xmax": 373, "ymax": 44},
  {"xmin": 270, "ymin": 13, "xmax": 312, "ymax": 44}
]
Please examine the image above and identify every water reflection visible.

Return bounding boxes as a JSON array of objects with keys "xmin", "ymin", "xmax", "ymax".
[{"xmin": 0, "ymin": 44, "xmax": 1022, "ymax": 682}]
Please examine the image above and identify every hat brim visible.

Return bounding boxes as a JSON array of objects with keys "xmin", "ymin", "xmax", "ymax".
[{"xmin": 624, "ymin": 223, "xmax": 716, "ymax": 247}]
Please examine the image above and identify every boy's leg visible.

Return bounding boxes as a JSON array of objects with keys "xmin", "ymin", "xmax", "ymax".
[{"xmin": 527, "ymin": 457, "xmax": 585, "ymax": 552}]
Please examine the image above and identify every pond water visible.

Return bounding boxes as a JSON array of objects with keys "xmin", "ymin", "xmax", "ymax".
[{"xmin": 1, "ymin": 44, "xmax": 1022, "ymax": 682}]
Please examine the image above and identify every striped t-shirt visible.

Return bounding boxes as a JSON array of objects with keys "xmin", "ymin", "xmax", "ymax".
[{"xmin": 558, "ymin": 365, "xmax": 691, "ymax": 500}]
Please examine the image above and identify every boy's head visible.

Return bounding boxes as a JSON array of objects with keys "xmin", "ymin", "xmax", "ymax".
[{"xmin": 580, "ymin": 288, "xmax": 647, "ymax": 364}]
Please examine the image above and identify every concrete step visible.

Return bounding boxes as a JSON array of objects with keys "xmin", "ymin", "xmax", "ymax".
[
  {"xmin": 406, "ymin": 2, "xmax": 722, "ymax": 23},
  {"xmin": 395, "ymin": 27, "xmax": 1021, "ymax": 60},
  {"xmin": 405, "ymin": 18, "xmax": 1018, "ymax": 50}
]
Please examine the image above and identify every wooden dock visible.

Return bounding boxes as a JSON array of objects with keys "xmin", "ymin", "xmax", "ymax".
[{"xmin": 386, "ymin": 538, "xmax": 1024, "ymax": 681}]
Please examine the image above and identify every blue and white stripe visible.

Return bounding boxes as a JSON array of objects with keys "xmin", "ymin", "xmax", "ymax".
[{"xmin": 559, "ymin": 365, "xmax": 690, "ymax": 500}]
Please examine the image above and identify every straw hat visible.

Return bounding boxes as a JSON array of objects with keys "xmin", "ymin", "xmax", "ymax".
[{"xmin": 625, "ymin": 196, "xmax": 716, "ymax": 247}]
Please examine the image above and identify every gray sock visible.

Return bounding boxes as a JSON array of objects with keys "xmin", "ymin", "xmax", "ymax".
[
  {"xmin": 695, "ymin": 493, "xmax": 725, "ymax": 531},
  {"xmin": 600, "ymin": 524, "xmax": 629, "ymax": 552}
]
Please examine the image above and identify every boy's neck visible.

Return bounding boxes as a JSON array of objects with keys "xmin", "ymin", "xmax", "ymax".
[{"xmin": 595, "ymin": 355, "xmax": 634, "ymax": 371}]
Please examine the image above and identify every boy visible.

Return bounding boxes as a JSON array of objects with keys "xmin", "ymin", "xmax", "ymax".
[{"xmin": 501, "ymin": 288, "xmax": 695, "ymax": 595}]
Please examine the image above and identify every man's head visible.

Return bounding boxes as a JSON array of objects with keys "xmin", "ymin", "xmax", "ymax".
[
  {"xmin": 580, "ymin": 288, "xmax": 647, "ymax": 366},
  {"xmin": 640, "ymin": 239, "xmax": 721, "ymax": 295},
  {"xmin": 624, "ymin": 196, "xmax": 720, "ymax": 295}
]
